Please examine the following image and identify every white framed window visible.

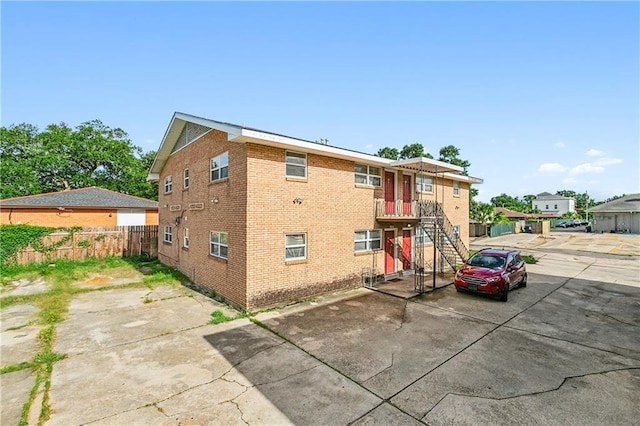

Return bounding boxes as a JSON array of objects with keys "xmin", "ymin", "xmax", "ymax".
[
  {"xmin": 285, "ymin": 233, "xmax": 307, "ymax": 260},
  {"xmin": 183, "ymin": 169, "xmax": 190, "ymax": 189},
  {"xmin": 416, "ymin": 175, "xmax": 433, "ymax": 192},
  {"xmin": 286, "ymin": 151, "xmax": 307, "ymax": 178},
  {"xmin": 164, "ymin": 176, "xmax": 173, "ymax": 193},
  {"xmin": 453, "ymin": 181, "xmax": 460, "ymax": 197},
  {"xmin": 453, "ymin": 225, "xmax": 460, "ymax": 241},
  {"xmin": 354, "ymin": 230, "xmax": 381, "ymax": 252},
  {"xmin": 210, "ymin": 232, "xmax": 228, "ymax": 259},
  {"xmin": 183, "ymin": 228, "xmax": 189, "ymax": 248},
  {"xmin": 546, "ymin": 204, "xmax": 549, "ymax": 210},
  {"xmin": 416, "ymin": 227, "xmax": 432, "ymax": 245},
  {"xmin": 210, "ymin": 152, "xmax": 229, "ymax": 182},
  {"xmin": 354, "ymin": 164, "xmax": 382, "ymax": 186},
  {"xmin": 163, "ymin": 226, "xmax": 172, "ymax": 243},
  {"xmin": 554, "ymin": 204, "xmax": 558, "ymax": 209}
]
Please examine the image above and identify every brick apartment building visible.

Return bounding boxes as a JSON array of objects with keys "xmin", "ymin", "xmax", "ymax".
[{"xmin": 148, "ymin": 112, "xmax": 482, "ymax": 310}]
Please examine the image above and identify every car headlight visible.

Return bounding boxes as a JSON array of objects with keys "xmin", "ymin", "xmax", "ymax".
[{"xmin": 486, "ymin": 276, "xmax": 500, "ymax": 283}]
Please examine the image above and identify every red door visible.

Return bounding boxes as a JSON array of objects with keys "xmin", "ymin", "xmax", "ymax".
[
  {"xmin": 402, "ymin": 229, "xmax": 412, "ymax": 270},
  {"xmin": 385, "ymin": 172, "xmax": 395, "ymax": 215},
  {"xmin": 402, "ymin": 175, "xmax": 412, "ymax": 215},
  {"xmin": 385, "ymin": 230, "xmax": 395, "ymax": 274}
]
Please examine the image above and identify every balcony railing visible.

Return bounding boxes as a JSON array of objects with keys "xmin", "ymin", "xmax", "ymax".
[{"xmin": 375, "ymin": 199, "xmax": 437, "ymax": 220}]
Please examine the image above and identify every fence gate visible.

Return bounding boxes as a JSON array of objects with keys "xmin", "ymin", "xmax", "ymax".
[
  {"xmin": 126, "ymin": 225, "xmax": 158, "ymax": 258},
  {"xmin": 489, "ymin": 223, "xmax": 516, "ymax": 238}
]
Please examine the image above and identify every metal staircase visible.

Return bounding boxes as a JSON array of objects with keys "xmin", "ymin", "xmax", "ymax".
[{"xmin": 417, "ymin": 200, "xmax": 469, "ymax": 272}]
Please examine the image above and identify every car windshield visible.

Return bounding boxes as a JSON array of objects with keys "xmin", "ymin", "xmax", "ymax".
[{"xmin": 467, "ymin": 254, "xmax": 506, "ymax": 270}]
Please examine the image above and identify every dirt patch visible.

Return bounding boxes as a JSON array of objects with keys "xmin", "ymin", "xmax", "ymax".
[{"xmin": 76, "ymin": 272, "xmax": 143, "ymax": 289}]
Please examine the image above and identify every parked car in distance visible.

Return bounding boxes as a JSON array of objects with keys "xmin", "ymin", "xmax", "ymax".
[
  {"xmin": 455, "ymin": 248, "xmax": 527, "ymax": 302},
  {"xmin": 555, "ymin": 219, "xmax": 574, "ymax": 228}
]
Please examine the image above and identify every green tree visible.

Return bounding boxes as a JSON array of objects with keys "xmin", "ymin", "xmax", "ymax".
[
  {"xmin": 399, "ymin": 143, "xmax": 432, "ymax": 160},
  {"xmin": 376, "ymin": 147, "xmax": 399, "ymax": 160},
  {"xmin": 0, "ymin": 121, "xmax": 157, "ymax": 200},
  {"xmin": 438, "ymin": 145, "xmax": 471, "ymax": 175}
]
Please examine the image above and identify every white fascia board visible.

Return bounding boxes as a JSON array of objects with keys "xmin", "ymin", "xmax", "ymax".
[
  {"xmin": 390, "ymin": 157, "xmax": 464, "ymax": 173},
  {"xmin": 442, "ymin": 172, "xmax": 484, "ymax": 184},
  {"xmin": 173, "ymin": 112, "xmax": 242, "ymax": 140},
  {"xmin": 234, "ymin": 128, "xmax": 392, "ymax": 166}
]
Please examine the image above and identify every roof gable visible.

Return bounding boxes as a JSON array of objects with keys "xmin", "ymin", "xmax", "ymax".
[{"xmin": 0, "ymin": 187, "xmax": 158, "ymax": 209}]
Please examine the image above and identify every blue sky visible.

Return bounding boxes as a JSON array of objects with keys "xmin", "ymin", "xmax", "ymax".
[{"xmin": 2, "ymin": 1, "xmax": 638, "ymax": 203}]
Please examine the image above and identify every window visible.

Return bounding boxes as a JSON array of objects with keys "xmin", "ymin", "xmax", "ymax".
[
  {"xmin": 354, "ymin": 230, "xmax": 381, "ymax": 252},
  {"xmin": 554, "ymin": 204, "xmax": 558, "ymax": 210},
  {"xmin": 285, "ymin": 233, "xmax": 306, "ymax": 260},
  {"xmin": 453, "ymin": 181, "xmax": 460, "ymax": 197},
  {"xmin": 416, "ymin": 175, "xmax": 433, "ymax": 192},
  {"xmin": 210, "ymin": 232, "xmax": 228, "ymax": 259},
  {"xmin": 183, "ymin": 169, "xmax": 189, "ymax": 189},
  {"xmin": 354, "ymin": 164, "xmax": 381, "ymax": 186},
  {"xmin": 210, "ymin": 152, "xmax": 229, "ymax": 182},
  {"xmin": 164, "ymin": 176, "xmax": 173, "ymax": 193},
  {"xmin": 163, "ymin": 226, "xmax": 172, "ymax": 243},
  {"xmin": 546, "ymin": 204, "xmax": 549, "ymax": 210},
  {"xmin": 183, "ymin": 228, "xmax": 189, "ymax": 248},
  {"xmin": 453, "ymin": 225, "xmax": 460, "ymax": 241},
  {"xmin": 286, "ymin": 151, "xmax": 307, "ymax": 178},
  {"xmin": 416, "ymin": 227, "xmax": 432, "ymax": 245}
]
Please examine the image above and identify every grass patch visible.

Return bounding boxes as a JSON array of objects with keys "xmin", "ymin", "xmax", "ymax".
[
  {"xmin": 522, "ymin": 254, "xmax": 537, "ymax": 264},
  {"xmin": 210, "ymin": 309, "xmax": 249, "ymax": 324}
]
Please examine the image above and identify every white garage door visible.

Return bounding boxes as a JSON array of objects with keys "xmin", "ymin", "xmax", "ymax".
[{"xmin": 117, "ymin": 209, "xmax": 146, "ymax": 226}]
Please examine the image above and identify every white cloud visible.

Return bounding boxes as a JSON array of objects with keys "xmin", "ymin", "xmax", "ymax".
[
  {"xmin": 570, "ymin": 163, "xmax": 605, "ymax": 175},
  {"xmin": 538, "ymin": 162, "xmax": 567, "ymax": 173},
  {"xmin": 145, "ymin": 138, "xmax": 155, "ymax": 145},
  {"xmin": 554, "ymin": 142, "xmax": 566, "ymax": 148},
  {"xmin": 364, "ymin": 143, "xmax": 374, "ymax": 150},
  {"xmin": 593, "ymin": 157, "xmax": 622, "ymax": 166},
  {"xmin": 586, "ymin": 149, "xmax": 605, "ymax": 157},
  {"xmin": 562, "ymin": 176, "xmax": 580, "ymax": 184}
]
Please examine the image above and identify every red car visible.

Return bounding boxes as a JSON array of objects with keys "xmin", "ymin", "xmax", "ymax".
[{"xmin": 454, "ymin": 248, "xmax": 527, "ymax": 302}]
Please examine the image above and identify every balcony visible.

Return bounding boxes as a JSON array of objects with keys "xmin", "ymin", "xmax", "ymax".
[{"xmin": 375, "ymin": 199, "xmax": 437, "ymax": 222}]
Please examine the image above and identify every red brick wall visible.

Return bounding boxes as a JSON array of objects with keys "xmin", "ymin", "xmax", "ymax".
[{"xmin": 157, "ymin": 129, "xmax": 248, "ymax": 309}]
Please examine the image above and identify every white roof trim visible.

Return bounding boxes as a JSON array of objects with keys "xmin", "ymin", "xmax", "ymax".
[{"xmin": 147, "ymin": 112, "xmax": 482, "ymax": 185}]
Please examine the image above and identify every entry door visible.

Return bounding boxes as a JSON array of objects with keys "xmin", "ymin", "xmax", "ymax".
[
  {"xmin": 402, "ymin": 175, "xmax": 412, "ymax": 215},
  {"xmin": 385, "ymin": 172, "xmax": 395, "ymax": 215},
  {"xmin": 384, "ymin": 230, "xmax": 395, "ymax": 274},
  {"xmin": 402, "ymin": 229, "xmax": 412, "ymax": 270}
]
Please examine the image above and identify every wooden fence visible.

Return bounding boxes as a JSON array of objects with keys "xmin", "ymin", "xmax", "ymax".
[{"xmin": 13, "ymin": 226, "xmax": 158, "ymax": 265}]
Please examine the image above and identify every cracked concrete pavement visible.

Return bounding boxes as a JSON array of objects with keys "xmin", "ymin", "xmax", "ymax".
[{"xmin": 1, "ymin": 231, "xmax": 639, "ymax": 425}]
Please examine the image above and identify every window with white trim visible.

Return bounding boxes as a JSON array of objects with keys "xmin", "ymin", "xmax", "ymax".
[
  {"xmin": 416, "ymin": 175, "xmax": 433, "ymax": 192},
  {"xmin": 210, "ymin": 152, "xmax": 229, "ymax": 182},
  {"xmin": 416, "ymin": 227, "xmax": 432, "ymax": 245},
  {"xmin": 210, "ymin": 232, "xmax": 228, "ymax": 259},
  {"xmin": 285, "ymin": 233, "xmax": 307, "ymax": 260},
  {"xmin": 554, "ymin": 204, "xmax": 558, "ymax": 209},
  {"xmin": 183, "ymin": 169, "xmax": 189, "ymax": 189},
  {"xmin": 286, "ymin": 151, "xmax": 307, "ymax": 178},
  {"xmin": 164, "ymin": 176, "xmax": 173, "ymax": 193},
  {"xmin": 183, "ymin": 228, "xmax": 189, "ymax": 248},
  {"xmin": 163, "ymin": 226, "xmax": 172, "ymax": 243},
  {"xmin": 453, "ymin": 181, "xmax": 460, "ymax": 197},
  {"xmin": 354, "ymin": 164, "xmax": 381, "ymax": 186},
  {"xmin": 354, "ymin": 230, "xmax": 381, "ymax": 252}
]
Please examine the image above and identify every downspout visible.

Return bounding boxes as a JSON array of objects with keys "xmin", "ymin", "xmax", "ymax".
[{"xmin": 433, "ymin": 164, "xmax": 438, "ymax": 290}]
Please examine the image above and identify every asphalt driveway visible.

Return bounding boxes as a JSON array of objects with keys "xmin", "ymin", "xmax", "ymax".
[{"xmin": 1, "ymin": 232, "xmax": 639, "ymax": 425}]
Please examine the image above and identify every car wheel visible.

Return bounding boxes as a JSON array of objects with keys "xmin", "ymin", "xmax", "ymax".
[
  {"xmin": 500, "ymin": 282, "xmax": 509, "ymax": 302},
  {"xmin": 456, "ymin": 287, "xmax": 462, "ymax": 293},
  {"xmin": 519, "ymin": 273, "xmax": 527, "ymax": 288}
]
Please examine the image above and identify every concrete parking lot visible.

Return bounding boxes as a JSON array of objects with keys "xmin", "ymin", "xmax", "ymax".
[{"xmin": 1, "ymin": 231, "xmax": 639, "ymax": 425}]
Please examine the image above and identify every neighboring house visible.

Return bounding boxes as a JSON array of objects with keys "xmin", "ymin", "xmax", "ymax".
[
  {"xmin": 0, "ymin": 187, "xmax": 159, "ymax": 227},
  {"xmin": 495, "ymin": 207, "xmax": 533, "ymax": 220},
  {"xmin": 148, "ymin": 112, "xmax": 483, "ymax": 310},
  {"xmin": 588, "ymin": 194, "xmax": 640, "ymax": 234},
  {"xmin": 532, "ymin": 192, "xmax": 575, "ymax": 216}
]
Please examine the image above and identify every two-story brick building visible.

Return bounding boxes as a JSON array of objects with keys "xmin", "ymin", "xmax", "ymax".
[{"xmin": 148, "ymin": 112, "xmax": 482, "ymax": 310}]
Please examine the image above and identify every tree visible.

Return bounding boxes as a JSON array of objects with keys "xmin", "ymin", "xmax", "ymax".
[
  {"xmin": 0, "ymin": 121, "xmax": 157, "ymax": 200},
  {"xmin": 399, "ymin": 143, "xmax": 432, "ymax": 160},
  {"xmin": 438, "ymin": 145, "xmax": 470, "ymax": 175},
  {"xmin": 376, "ymin": 147, "xmax": 399, "ymax": 160},
  {"xmin": 470, "ymin": 201, "xmax": 505, "ymax": 236}
]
